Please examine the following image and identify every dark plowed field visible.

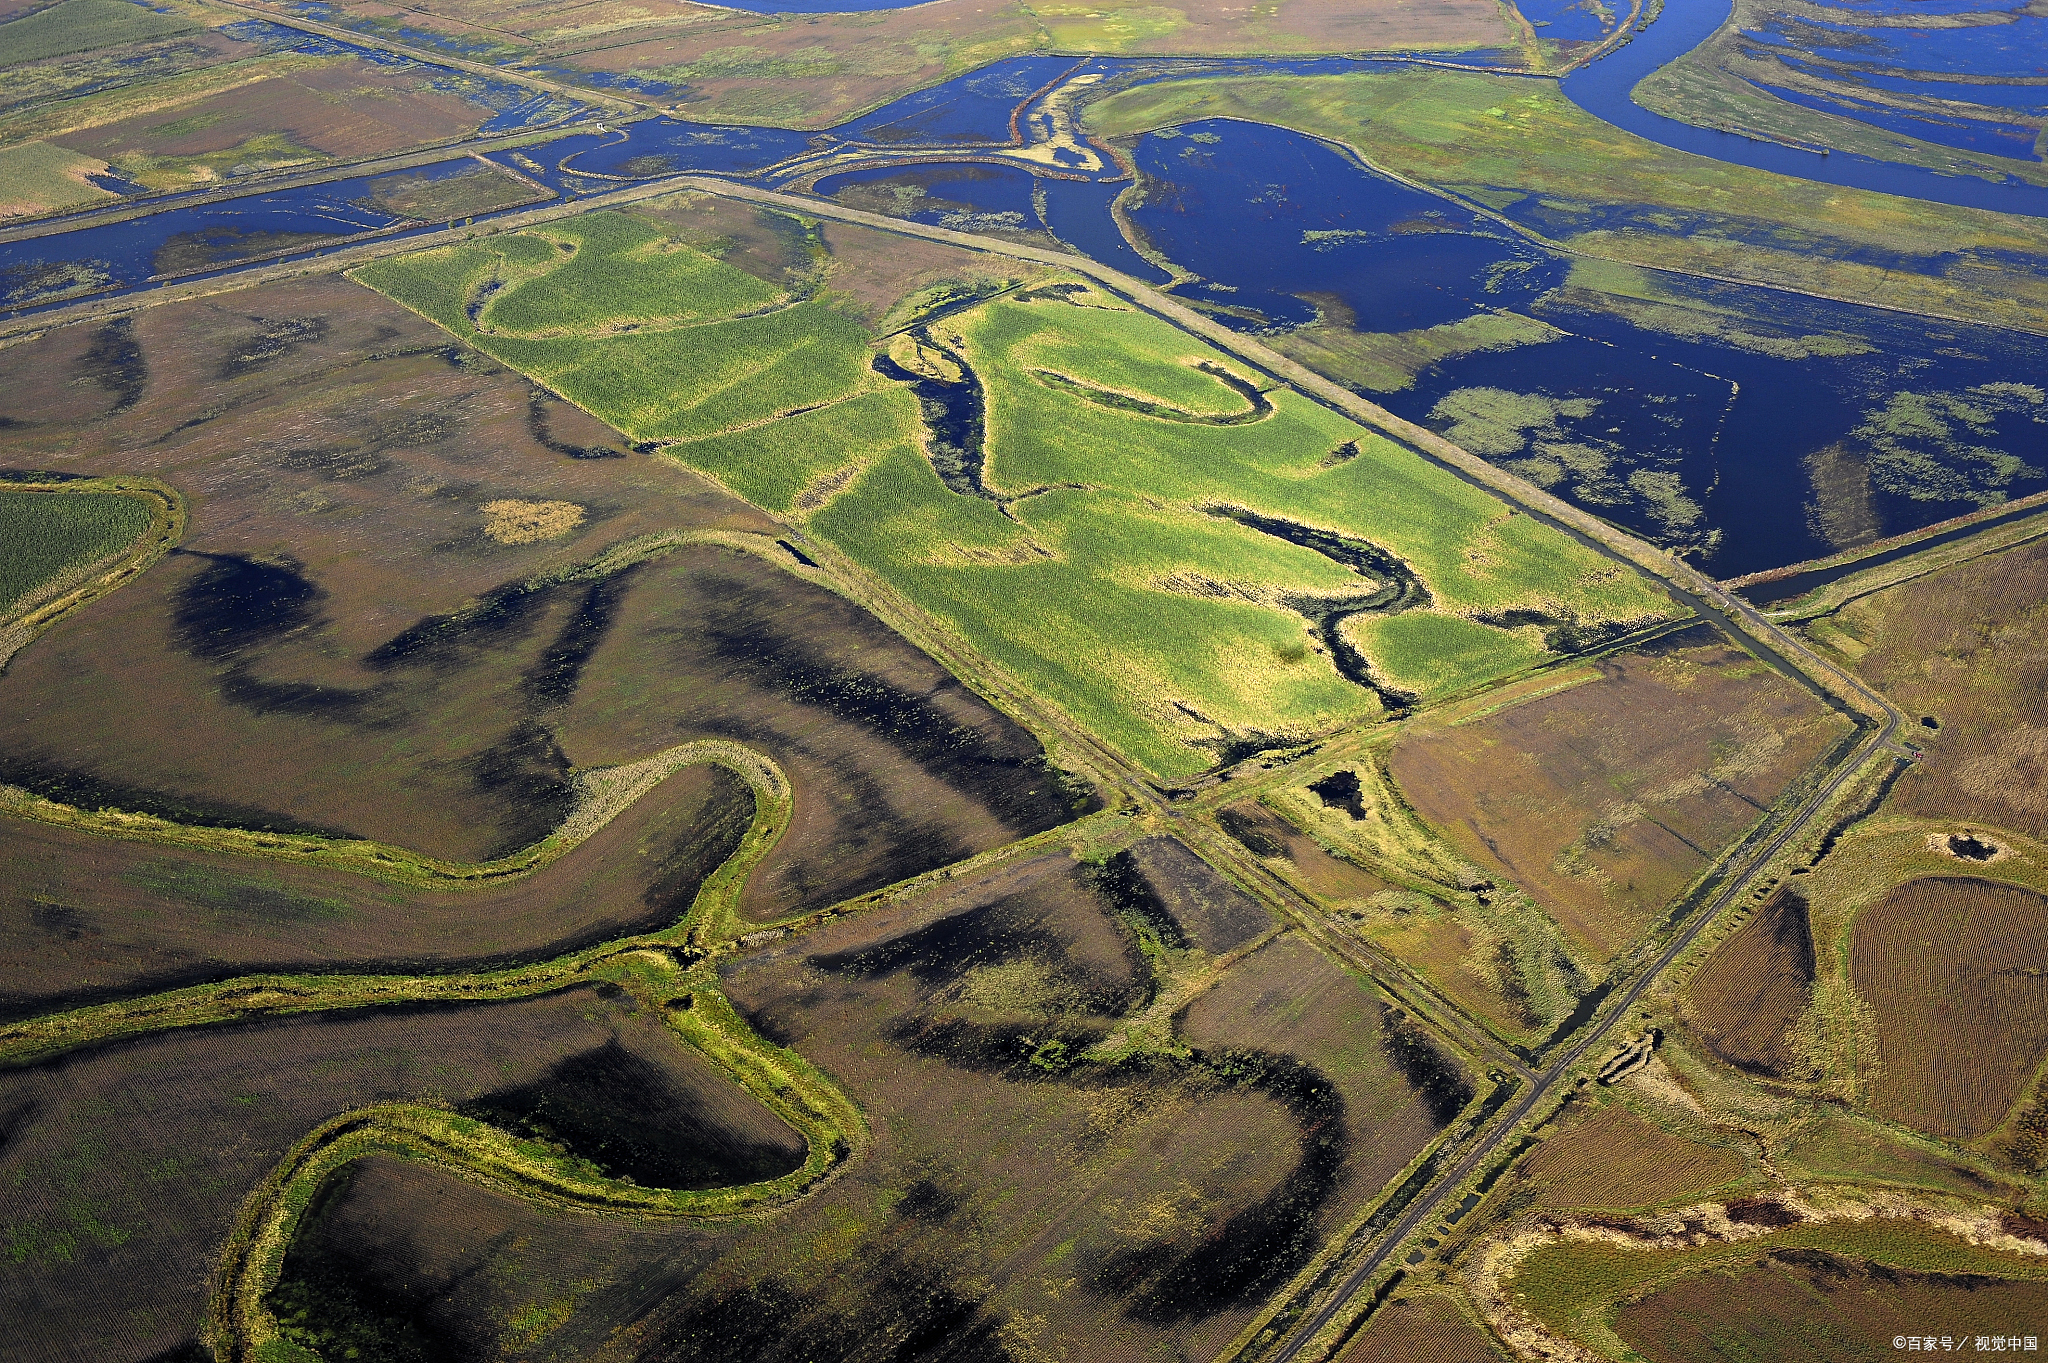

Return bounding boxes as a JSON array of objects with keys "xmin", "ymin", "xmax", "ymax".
[{"xmin": 0, "ymin": 984, "xmax": 796, "ymax": 1363}]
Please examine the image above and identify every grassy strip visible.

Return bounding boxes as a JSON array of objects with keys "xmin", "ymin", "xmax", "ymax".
[{"xmin": 0, "ymin": 475, "xmax": 182, "ymax": 668}]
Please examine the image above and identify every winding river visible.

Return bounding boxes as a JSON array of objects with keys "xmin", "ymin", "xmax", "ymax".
[{"xmin": 1560, "ymin": 0, "xmax": 2048, "ymax": 217}]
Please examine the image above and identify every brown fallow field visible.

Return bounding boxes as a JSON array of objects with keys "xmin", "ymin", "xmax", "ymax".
[
  {"xmin": 1390, "ymin": 624, "xmax": 1851, "ymax": 961},
  {"xmin": 0, "ymin": 983, "xmax": 795, "ymax": 1363},
  {"xmin": 1616, "ymin": 1247, "xmax": 2048, "ymax": 1363},
  {"xmin": 1820, "ymin": 536, "xmax": 2048, "ymax": 841},
  {"xmin": 1849, "ymin": 876, "xmax": 2048, "ymax": 1142},
  {"xmin": 259, "ymin": 844, "xmax": 1465, "ymax": 1361},
  {"xmin": 0, "ymin": 268, "xmax": 1087, "ymax": 958},
  {"xmin": 228, "ymin": 0, "xmax": 1519, "ymax": 127},
  {"xmin": 0, "ymin": 758, "xmax": 749, "ymax": 1018},
  {"xmin": 1684, "ymin": 882, "xmax": 1816, "ymax": 1079},
  {"xmin": 1335, "ymin": 1291, "xmax": 1509, "ymax": 1363}
]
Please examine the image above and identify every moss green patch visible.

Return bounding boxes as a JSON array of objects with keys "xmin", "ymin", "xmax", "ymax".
[
  {"xmin": 0, "ymin": 488, "xmax": 152, "ymax": 611},
  {"xmin": 0, "ymin": 0, "xmax": 195, "ymax": 65}
]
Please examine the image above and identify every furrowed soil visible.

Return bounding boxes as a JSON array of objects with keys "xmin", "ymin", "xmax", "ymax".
[
  {"xmin": 0, "ymin": 983, "xmax": 799, "ymax": 1363},
  {"xmin": 1686, "ymin": 883, "xmax": 1816, "ymax": 1078},
  {"xmin": 1389, "ymin": 626, "xmax": 1848, "ymax": 960},
  {"xmin": 1823, "ymin": 537, "xmax": 2048, "ymax": 840},
  {"xmin": 0, "ymin": 275, "xmax": 1084, "ymax": 923},
  {"xmin": 254, "ymin": 844, "xmax": 1453, "ymax": 1360},
  {"xmin": 1615, "ymin": 1248, "xmax": 2048, "ymax": 1363},
  {"xmin": 1848, "ymin": 876, "xmax": 2048, "ymax": 1141},
  {"xmin": 1337, "ymin": 1292, "xmax": 1508, "ymax": 1363},
  {"xmin": 0, "ymin": 761, "xmax": 750, "ymax": 1019},
  {"xmin": 1509, "ymin": 1100, "xmax": 1744, "ymax": 1213}
]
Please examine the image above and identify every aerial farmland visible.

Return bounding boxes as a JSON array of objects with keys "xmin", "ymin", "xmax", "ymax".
[{"xmin": 3, "ymin": 0, "xmax": 2048, "ymax": 1357}]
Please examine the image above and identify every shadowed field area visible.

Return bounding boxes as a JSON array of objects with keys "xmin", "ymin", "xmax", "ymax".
[
  {"xmin": 228, "ymin": 842, "xmax": 1460, "ymax": 1361},
  {"xmin": 0, "ymin": 983, "xmax": 797, "ymax": 1363}
]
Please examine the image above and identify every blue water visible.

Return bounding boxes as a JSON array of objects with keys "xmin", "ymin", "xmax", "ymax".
[
  {"xmin": 1126, "ymin": 124, "xmax": 1555, "ymax": 331},
  {"xmin": 1770, "ymin": 56, "xmax": 2048, "ymax": 115},
  {"xmin": 1111, "ymin": 118, "xmax": 2048, "ymax": 574},
  {"xmin": 0, "ymin": 160, "xmax": 534, "ymax": 313},
  {"xmin": 1039, "ymin": 178, "xmax": 1174, "ymax": 284},
  {"xmin": 811, "ymin": 163, "xmax": 1043, "ymax": 230},
  {"xmin": 836, "ymin": 57, "xmax": 1083, "ymax": 146},
  {"xmin": 540, "ymin": 122, "xmax": 812, "ymax": 185},
  {"xmin": 1560, "ymin": 0, "xmax": 2048, "ymax": 216},
  {"xmin": 1753, "ymin": 79, "xmax": 2041, "ymax": 159},
  {"xmin": 1517, "ymin": 0, "xmax": 1626, "ymax": 42},
  {"xmin": 1746, "ymin": 10, "xmax": 2048, "ymax": 78}
]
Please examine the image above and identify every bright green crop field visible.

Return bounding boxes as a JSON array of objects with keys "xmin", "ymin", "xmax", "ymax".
[
  {"xmin": 0, "ymin": 489, "xmax": 152, "ymax": 611},
  {"xmin": 358, "ymin": 212, "xmax": 1677, "ymax": 780}
]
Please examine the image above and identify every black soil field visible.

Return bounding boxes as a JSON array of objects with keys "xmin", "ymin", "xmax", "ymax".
[
  {"xmin": 1120, "ymin": 834, "xmax": 1272, "ymax": 953},
  {"xmin": 0, "ymin": 984, "xmax": 799, "ymax": 1363},
  {"xmin": 1615, "ymin": 1247, "xmax": 2048, "ymax": 1363},
  {"xmin": 1686, "ymin": 884, "xmax": 1817, "ymax": 1078},
  {"xmin": 255, "ymin": 846, "xmax": 1444, "ymax": 1361},
  {"xmin": 0, "ymin": 275, "xmax": 1086, "ymax": 929},
  {"xmin": 1848, "ymin": 876, "xmax": 2048, "ymax": 1140},
  {"xmin": 0, "ymin": 762, "xmax": 750, "ymax": 1020}
]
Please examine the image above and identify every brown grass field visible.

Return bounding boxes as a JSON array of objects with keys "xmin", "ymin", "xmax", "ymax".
[
  {"xmin": 0, "ymin": 270, "xmax": 1084, "ymax": 927},
  {"xmin": 0, "ymin": 982, "xmax": 792, "ymax": 1363},
  {"xmin": 1848, "ymin": 876, "xmax": 2048, "ymax": 1141},
  {"xmin": 1510, "ymin": 1099, "xmax": 1745, "ymax": 1213},
  {"xmin": 1615, "ymin": 1247, "xmax": 2048, "ymax": 1363},
  {"xmin": 0, "ymin": 760, "xmax": 750, "ymax": 1018},
  {"xmin": 1825, "ymin": 537, "xmax": 2048, "ymax": 840},
  {"xmin": 1389, "ymin": 625, "xmax": 1849, "ymax": 960},
  {"xmin": 1337, "ymin": 1292, "xmax": 1508, "ymax": 1363},
  {"xmin": 229, "ymin": 0, "xmax": 1518, "ymax": 126},
  {"xmin": 1685, "ymin": 883, "xmax": 1815, "ymax": 1078}
]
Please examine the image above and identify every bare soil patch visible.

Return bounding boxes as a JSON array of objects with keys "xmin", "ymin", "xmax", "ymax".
[
  {"xmin": 1219, "ymin": 798, "xmax": 1391, "ymax": 908},
  {"xmin": 1848, "ymin": 875, "xmax": 2048, "ymax": 1140}
]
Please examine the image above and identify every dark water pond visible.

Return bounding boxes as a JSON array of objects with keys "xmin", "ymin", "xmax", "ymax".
[
  {"xmin": 812, "ymin": 162, "xmax": 1044, "ymax": 233},
  {"xmin": 1561, "ymin": 0, "xmax": 2048, "ymax": 216},
  {"xmin": 1120, "ymin": 118, "xmax": 2048, "ymax": 576}
]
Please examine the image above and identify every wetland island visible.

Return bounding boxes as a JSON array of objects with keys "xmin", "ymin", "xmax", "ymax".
[{"xmin": 2, "ymin": 0, "xmax": 2047, "ymax": 1356}]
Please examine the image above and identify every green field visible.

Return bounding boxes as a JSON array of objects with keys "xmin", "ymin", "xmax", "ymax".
[
  {"xmin": 0, "ymin": 488, "xmax": 152, "ymax": 611},
  {"xmin": 0, "ymin": 0, "xmax": 195, "ymax": 65},
  {"xmin": 359, "ymin": 208, "xmax": 1676, "ymax": 779}
]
